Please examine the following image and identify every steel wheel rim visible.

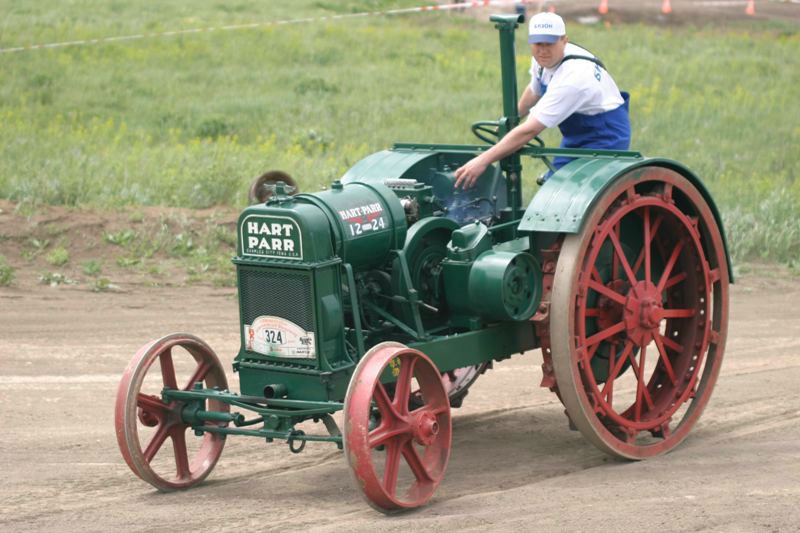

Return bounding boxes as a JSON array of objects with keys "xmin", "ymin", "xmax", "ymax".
[
  {"xmin": 551, "ymin": 167, "xmax": 730, "ymax": 459},
  {"xmin": 115, "ymin": 333, "xmax": 229, "ymax": 490},
  {"xmin": 343, "ymin": 342, "xmax": 452, "ymax": 512}
]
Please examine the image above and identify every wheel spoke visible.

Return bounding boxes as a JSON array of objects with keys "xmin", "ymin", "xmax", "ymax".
[
  {"xmin": 657, "ymin": 239, "xmax": 687, "ymax": 293},
  {"xmin": 382, "ymin": 440, "xmax": 403, "ymax": 494},
  {"xmin": 608, "ymin": 228, "xmax": 639, "ymax": 286},
  {"xmin": 583, "ymin": 321, "xmax": 626, "ymax": 349},
  {"xmin": 369, "ymin": 424, "xmax": 410, "ymax": 449},
  {"xmin": 662, "ymin": 308, "xmax": 696, "ymax": 319},
  {"xmin": 137, "ymin": 393, "xmax": 170, "ymax": 416},
  {"xmin": 585, "ymin": 308, "xmax": 603, "ymax": 317},
  {"xmin": 159, "ymin": 348, "xmax": 178, "ymax": 390},
  {"xmin": 664, "ymin": 272, "xmax": 688, "ymax": 290},
  {"xmin": 627, "ymin": 346, "xmax": 655, "ymax": 420},
  {"xmin": 632, "ymin": 213, "xmax": 664, "ymax": 275},
  {"xmin": 601, "ymin": 341, "xmax": 634, "ymax": 400},
  {"xmin": 402, "ymin": 441, "xmax": 434, "ymax": 484},
  {"xmin": 392, "ymin": 355, "xmax": 417, "ymax": 416},
  {"xmin": 171, "ymin": 428, "xmax": 190, "ymax": 480},
  {"xmin": 653, "ymin": 334, "xmax": 678, "ymax": 386},
  {"xmin": 644, "ymin": 208, "xmax": 652, "ymax": 284},
  {"xmin": 605, "ymin": 342, "xmax": 618, "ymax": 405},
  {"xmin": 588, "ymin": 280, "xmax": 627, "ymax": 305},
  {"xmin": 143, "ymin": 424, "xmax": 170, "ymax": 463},
  {"xmin": 373, "ymin": 383, "xmax": 400, "ymax": 421},
  {"xmin": 662, "ymin": 335, "xmax": 684, "ymax": 353},
  {"xmin": 612, "ymin": 222, "xmax": 620, "ymax": 280},
  {"xmin": 183, "ymin": 361, "xmax": 212, "ymax": 391}
]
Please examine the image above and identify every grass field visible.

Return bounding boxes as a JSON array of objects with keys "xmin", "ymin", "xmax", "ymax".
[{"xmin": 1, "ymin": 1, "xmax": 799, "ymax": 267}]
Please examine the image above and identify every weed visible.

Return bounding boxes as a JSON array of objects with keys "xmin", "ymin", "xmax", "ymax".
[
  {"xmin": 116, "ymin": 256, "xmax": 140, "ymax": 268},
  {"xmin": 82, "ymin": 259, "xmax": 102, "ymax": 277},
  {"xmin": 146, "ymin": 264, "xmax": 165, "ymax": 277},
  {"xmin": 105, "ymin": 230, "xmax": 137, "ymax": 246},
  {"xmin": 294, "ymin": 78, "xmax": 340, "ymax": 96},
  {"xmin": 171, "ymin": 233, "xmax": 196, "ymax": 256},
  {"xmin": 46, "ymin": 246, "xmax": 70, "ymax": 267},
  {"xmin": 29, "ymin": 238, "xmax": 50, "ymax": 254},
  {"xmin": 196, "ymin": 118, "xmax": 234, "ymax": 140},
  {"xmin": 0, "ymin": 255, "xmax": 14, "ymax": 286},
  {"xmin": 92, "ymin": 277, "xmax": 115, "ymax": 292},
  {"xmin": 39, "ymin": 272, "xmax": 75, "ymax": 287}
]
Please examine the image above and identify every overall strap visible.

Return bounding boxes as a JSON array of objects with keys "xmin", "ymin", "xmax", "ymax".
[
  {"xmin": 537, "ymin": 54, "xmax": 608, "ymax": 79},
  {"xmin": 559, "ymin": 55, "xmax": 607, "ymax": 71}
]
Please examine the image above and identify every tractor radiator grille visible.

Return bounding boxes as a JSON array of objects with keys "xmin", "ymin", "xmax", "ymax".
[{"xmin": 239, "ymin": 268, "xmax": 314, "ymax": 332}]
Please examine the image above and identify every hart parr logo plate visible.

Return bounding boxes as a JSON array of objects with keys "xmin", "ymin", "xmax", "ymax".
[
  {"xmin": 337, "ymin": 202, "xmax": 387, "ymax": 237},
  {"xmin": 240, "ymin": 214, "xmax": 303, "ymax": 260},
  {"xmin": 244, "ymin": 316, "xmax": 315, "ymax": 359}
]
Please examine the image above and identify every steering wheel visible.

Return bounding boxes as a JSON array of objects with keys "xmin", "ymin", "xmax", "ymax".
[{"xmin": 470, "ymin": 120, "xmax": 546, "ymax": 150}]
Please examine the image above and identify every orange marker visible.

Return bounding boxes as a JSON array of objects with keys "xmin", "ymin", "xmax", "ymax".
[
  {"xmin": 661, "ymin": 0, "xmax": 672, "ymax": 15},
  {"xmin": 598, "ymin": 0, "xmax": 609, "ymax": 14},
  {"xmin": 745, "ymin": 0, "xmax": 755, "ymax": 16}
]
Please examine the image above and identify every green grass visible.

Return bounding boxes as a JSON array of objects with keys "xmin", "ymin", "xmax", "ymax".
[{"xmin": 0, "ymin": 2, "xmax": 798, "ymax": 265}]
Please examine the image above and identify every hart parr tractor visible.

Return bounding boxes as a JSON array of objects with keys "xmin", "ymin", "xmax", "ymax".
[{"xmin": 115, "ymin": 15, "xmax": 731, "ymax": 512}]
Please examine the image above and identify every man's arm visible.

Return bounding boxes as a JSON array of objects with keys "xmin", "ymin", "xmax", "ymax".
[
  {"xmin": 454, "ymin": 117, "xmax": 547, "ymax": 189},
  {"xmin": 517, "ymin": 85, "xmax": 541, "ymax": 119}
]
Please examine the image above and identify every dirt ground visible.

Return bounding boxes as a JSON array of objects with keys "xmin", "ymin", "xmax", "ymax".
[{"xmin": 1, "ymin": 251, "xmax": 800, "ymax": 533}]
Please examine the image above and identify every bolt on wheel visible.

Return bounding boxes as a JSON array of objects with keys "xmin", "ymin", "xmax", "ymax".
[
  {"xmin": 344, "ymin": 342, "xmax": 452, "ymax": 512},
  {"xmin": 115, "ymin": 333, "xmax": 229, "ymax": 490},
  {"xmin": 550, "ymin": 166, "xmax": 730, "ymax": 459}
]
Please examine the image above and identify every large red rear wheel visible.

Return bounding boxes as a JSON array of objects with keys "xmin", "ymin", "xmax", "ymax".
[
  {"xmin": 344, "ymin": 342, "xmax": 452, "ymax": 512},
  {"xmin": 115, "ymin": 333, "xmax": 229, "ymax": 490},
  {"xmin": 550, "ymin": 167, "xmax": 729, "ymax": 459}
]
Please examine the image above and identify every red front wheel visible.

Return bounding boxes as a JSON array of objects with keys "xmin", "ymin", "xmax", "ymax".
[
  {"xmin": 344, "ymin": 342, "xmax": 452, "ymax": 512},
  {"xmin": 115, "ymin": 333, "xmax": 229, "ymax": 490}
]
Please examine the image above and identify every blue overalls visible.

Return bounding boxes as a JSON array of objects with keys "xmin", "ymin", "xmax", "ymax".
[{"xmin": 538, "ymin": 58, "xmax": 631, "ymax": 178}]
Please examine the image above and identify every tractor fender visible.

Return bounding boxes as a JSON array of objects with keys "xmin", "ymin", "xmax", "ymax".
[{"xmin": 518, "ymin": 157, "xmax": 733, "ymax": 282}]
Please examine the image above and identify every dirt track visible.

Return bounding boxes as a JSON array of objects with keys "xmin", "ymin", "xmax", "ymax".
[{"xmin": 1, "ymin": 268, "xmax": 800, "ymax": 532}]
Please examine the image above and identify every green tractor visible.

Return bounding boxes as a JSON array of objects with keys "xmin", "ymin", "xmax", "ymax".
[{"xmin": 115, "ymin": 15, "xmax": 731, "ymax": 512}]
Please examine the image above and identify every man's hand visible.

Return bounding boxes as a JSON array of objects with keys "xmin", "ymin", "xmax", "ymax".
[
  {"xmin": 454, "ymin": 156, "xmax": 489, "ymax": 189},
  {"xmin": 454, "ymin": 117, "xmax": 547, "ymax": 190}
]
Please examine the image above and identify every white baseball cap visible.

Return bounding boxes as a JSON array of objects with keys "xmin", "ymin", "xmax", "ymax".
[{"xmin": 528, "ymin": 12, "xmax": 566, "ymax": 44}]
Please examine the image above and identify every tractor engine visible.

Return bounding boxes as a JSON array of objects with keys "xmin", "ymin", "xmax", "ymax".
[{"xmin": 232, "ymin": 176, "xmax": 540, "ymax": 401}]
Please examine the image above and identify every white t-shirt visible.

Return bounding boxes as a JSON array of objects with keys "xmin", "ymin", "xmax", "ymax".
[{"xmin": 529, "ymin": 43, "xmax": 624, "ymax": 129}]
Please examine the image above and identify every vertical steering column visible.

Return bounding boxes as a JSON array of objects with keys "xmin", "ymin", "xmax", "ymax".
[{"xmin": 491, "ymin": 14, "xmax": 525, "ymax": 220}]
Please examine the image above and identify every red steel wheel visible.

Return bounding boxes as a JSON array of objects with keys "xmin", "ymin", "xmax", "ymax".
[
  {"xmin": 344, "ymin": 341, "xmax": 452, "ymax": 512},
  {"xmin": 550, "ymin": 166, "xmax": 730, "ymax": 459},
  {"xmin": 115, "ymin": 333, "xmax": 229, "ymax": 490}
]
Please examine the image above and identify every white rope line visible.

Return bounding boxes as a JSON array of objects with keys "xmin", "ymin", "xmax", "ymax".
[
  {"xmin": 0, "ymin": 1, "xmax": 517, "ymax": 55},
  {"xmin": 1, "ymin": 0, "xmax": 794, "ymax": 55}
]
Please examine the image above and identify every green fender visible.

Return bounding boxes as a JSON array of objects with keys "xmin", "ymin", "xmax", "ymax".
[{"xmin": 518, "ymin": 157, "xmax": 734, "ymax": 282}]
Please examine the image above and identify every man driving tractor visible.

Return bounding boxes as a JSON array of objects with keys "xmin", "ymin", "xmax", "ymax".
[{"xmin": 455, "ymin": 12, "xmax": 631, "ymax": 188}]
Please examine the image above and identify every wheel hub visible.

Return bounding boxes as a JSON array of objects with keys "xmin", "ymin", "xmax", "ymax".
[
  {"xmin": 137, "ymin": 395, "xmax": 162, "ymax": 427},
  {"xmin": 412, "ymin": 410, "xmax": 440, "ymax": 446},
  {"xmin": 624, "ymin": 281, "xmax": 664, "ymax": 346}
]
